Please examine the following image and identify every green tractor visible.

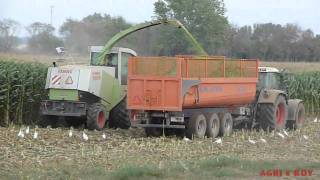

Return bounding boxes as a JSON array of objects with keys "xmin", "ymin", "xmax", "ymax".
[{"xmin": 40, "ymin": 19, "xmax": 207, "ymax": 130}]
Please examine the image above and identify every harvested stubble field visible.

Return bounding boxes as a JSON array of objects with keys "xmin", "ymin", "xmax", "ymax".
[{"xmin": 1, "ymin": 117, "xmax": 320, "ymax": 179}]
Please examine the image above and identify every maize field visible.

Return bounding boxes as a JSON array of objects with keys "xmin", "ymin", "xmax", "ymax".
[
  {"xmin": 0, "ymin": 60, "xmax": 47, "ymax": 126},
  {"xmin": 288, "ymin": 71, "xmax": 320, "ymax": 115}
]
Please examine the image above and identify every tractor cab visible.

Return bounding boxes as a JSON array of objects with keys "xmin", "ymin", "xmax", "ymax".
[
  {"xmin": 89, "ymin": 46, "xmax": 137, "ymax": 85},
  {"xmin": 257, "ymin": 67, "xmax": 287, "ymax": 92}
]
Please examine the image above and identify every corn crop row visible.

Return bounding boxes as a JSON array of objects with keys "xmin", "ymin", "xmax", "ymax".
[
  {"xmin": 288, "ymin": 71, "xmax": 320, "ymax": 115},
  {"xmin": 0, "ymin": 60, "xmax": 47, "ymax": 126}
]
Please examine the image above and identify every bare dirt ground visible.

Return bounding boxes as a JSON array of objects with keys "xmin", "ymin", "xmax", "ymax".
[{"xmin": 0, "ymin": 117, "xmax": 320, "ymax": 179}]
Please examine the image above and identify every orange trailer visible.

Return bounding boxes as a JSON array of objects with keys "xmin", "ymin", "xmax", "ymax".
[{"xmin": 127, "ymin": 56, "xmax": 259, "ymax": 138}]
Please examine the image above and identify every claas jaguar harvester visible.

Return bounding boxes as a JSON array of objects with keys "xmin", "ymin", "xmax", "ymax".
[{"xmin": 127, "ymin": 56, "xmax": 305, "ymax": 138}]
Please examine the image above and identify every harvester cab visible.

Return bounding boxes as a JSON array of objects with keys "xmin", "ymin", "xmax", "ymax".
[
  {"xmin": 40, "ymin": 46, "xmax": 137, "ymax": 130},
  {"xmin": 89, "ymin": 46, "xmax": 137, "ymax": 85}
]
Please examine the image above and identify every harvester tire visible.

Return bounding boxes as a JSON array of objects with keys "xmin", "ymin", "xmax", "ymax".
[
  {"xmin": 87, "ymin": 103, "xmax": 106, "ymax": 130},
  {"xmin": 219, "ymin": 113, "xmax": 233, "ymax": 136},
  {"xmin": 109, "ymin": 98, "xmax": 131, "ymax": 129},
  {"xmin": 205, "ymin": 113, "xmax": 220, "ymax": 138},
  {"xmin": 186, "ymin": 113, "xmax": 207, "ymax": 139},
  {"xmin": 257, "ymin": 95, "xmax": 288, "ymax": 131}
]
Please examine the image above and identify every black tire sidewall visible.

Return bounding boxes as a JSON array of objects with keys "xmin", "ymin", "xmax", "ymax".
[
  {"xmin": 205, "ymin": 113, "xmax": 220, "ymax": 138},
  {"xmin": 219, "ymin": 113, "xmax": 233, "ymax": 136}
]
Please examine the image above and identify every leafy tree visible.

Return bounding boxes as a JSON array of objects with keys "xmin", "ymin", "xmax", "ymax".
[
  {"xmin": 27, "ymin": 22, "xmax": 62, "ymax": 53},
  {"xmin": 0, "ymin": 19, "xmax": 20, "ymax": 52},
  {"xmin": 153, "ymin": 0, "xmax": 228, "ymax": 55}
]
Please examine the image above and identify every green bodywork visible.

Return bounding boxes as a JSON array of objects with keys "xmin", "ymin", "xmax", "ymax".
[{"xmin": 49, "ymin": 89, "xmax": 79, "ymax": 101}]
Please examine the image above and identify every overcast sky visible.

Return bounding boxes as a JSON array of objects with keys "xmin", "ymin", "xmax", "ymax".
[{"xmin": 1, "ymin": 0, "xmax": 319, "ymax": 36}]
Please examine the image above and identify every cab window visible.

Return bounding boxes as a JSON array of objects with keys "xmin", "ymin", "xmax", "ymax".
[{"xmin": 120, "ymin": 53, "xmax": 134, "ymax": 85}]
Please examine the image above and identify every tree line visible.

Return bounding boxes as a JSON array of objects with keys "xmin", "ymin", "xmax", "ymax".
[{"xmin": 1, "ymin": 0, "xmax": 320, "ymax": 62}]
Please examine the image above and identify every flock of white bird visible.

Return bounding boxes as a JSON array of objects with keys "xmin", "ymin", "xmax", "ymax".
[
  {"xmin": 17, "ymin": 126, "xmax": 107, "ymax": 141},
  {"xmin": 17, "ymin": 117, "xmax": 318, "ymax": 143}
]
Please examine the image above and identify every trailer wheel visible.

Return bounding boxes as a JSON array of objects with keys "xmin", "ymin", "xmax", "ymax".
[
  {"xmin": 145, "ymin": 127, "xmax": 163, "ymax": 137},
  {"xmin": 257, "ymin": 95, "xmax": 288, "ymax": 130},
  {"xmin": 219, "ymin": 113, "xmax": 233, "ymax": 136},
  {"xmin": 186, "ymin": 113, "xmax": 207, "ymax": 139},
  {"xmin": 87, "ymin": 103, "xmax": 106, "ymax": 130},
  {"xmin": 205, "ymin": 113, "xmax": 220, "ymax": 138},
  {"xmin": 109, "ymin": 97, "xmax": 131, "ymax": 129}
]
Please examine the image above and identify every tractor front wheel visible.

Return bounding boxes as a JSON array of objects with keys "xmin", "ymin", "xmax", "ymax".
[{"xmin": 86, "ymin": 103, "xmax": 107, "ymax": 130}]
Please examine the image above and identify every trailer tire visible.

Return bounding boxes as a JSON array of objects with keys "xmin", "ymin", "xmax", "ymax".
[
  {"xmin": 219, "ymin": 113, "xmax": 233, "ymax": 136},
  {"xmin": 109, "ymin": 97, "xmax": 131, "ymax": 129},
  {"xmin": 87, "ymin": 103, "xmax": 106, "ymax": 130},
  {"xmin": 205, "ymin": 113, "xmax": 220, "ymax": 138},
  {"xmin": 186, "ymin": 113, "xmax": 207, "ymax": 139},
  {"xmin": 257, "ymin": 95, "xmax": 287, "ymax": 131}
]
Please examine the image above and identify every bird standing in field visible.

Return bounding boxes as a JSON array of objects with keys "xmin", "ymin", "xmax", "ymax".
[
  {"xmin": 248, "ymin": 137, "xmax": 256, "ymax": 144},
  {"xmin": 260, "ymin": 138, "xmax": 267, "ymax": 143},
  {"xmin": 69, "ymin": 127, "xmax": 73, "ymax": 138},
  {"xmin": 25, "ymin": 126, "xmax": 30, "ymax": 134},
  {"xmin": 102, "ymin": 133, "xmax": 106, "ymax": 139},
  {"xmin": 18, "ymin": 129, "xmax": 24, "ymax": 138},
  {"xmin": 283, "ymin": 129, "xmax": 289, "ymax": 137},
  {"xmin": 183, "ymin": 137, "xmax": 191, "ymax": 142},
  {"xmin": 214, "ymin": 138, "xmax": 222, "ymax": 144},
  {"xmin": 82, "ymin": 131, "xmax": 88, "ymax": 141},
  {"xmin": 277, "ymin": 132, "xmax": 285, "ymax": 139},
  {"xmin": 33, "ymin": 130, "xmax": 38, "ymax": 139}
]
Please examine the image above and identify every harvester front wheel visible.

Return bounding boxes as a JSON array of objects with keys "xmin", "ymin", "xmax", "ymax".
[
  {"xmin": 257, "ymin": 95, "xmax": 288, "ymax": 131},
  {"xmin": 109, "ymin": 97, "xmax": 131, "ymax": 129},
  {"xmin": 219, "ymin": 113, "xmax": 233, "ymax": 136},
  {"xmin": 87, "ymin": 103, "xmax": 106, "ymax": 130},
  {"xmin": 186, "ymin": 113, "xmax": 207, "ymax": 139},
  {"xmin": 205, "ymin": 113, "xmax": 220, "ymax": 138}
]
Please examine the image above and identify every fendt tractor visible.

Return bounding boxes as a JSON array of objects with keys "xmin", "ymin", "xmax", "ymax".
[
  {"xmin": 40, "ymin": 19, "xmax": 207, "ymax": 130},
  {"xmin": 127, "ymin": 56, "xmax": 305, "ymax": 138}
]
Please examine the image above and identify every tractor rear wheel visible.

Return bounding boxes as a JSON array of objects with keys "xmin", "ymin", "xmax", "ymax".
[
  {"xmin": 205, "ymin": 113, "xmax": 220, "ymax": 138},
  {"xmin": 219, "ymin": 113, "xmax": 233, "ymax": 136},
  {"xmin": 186, "ymin": 113, "xmax": 207, "ymax": 139},
  {"xmin": 86, "ymin": 103, "xmax": 106, "ymax": 130},
  {"xmin": 257, "ymin": 95, "xmax": 288, "ymax": 131},
  {"xmin": 109, "ymin": 97, "xmax": 131, "ymax": 129}
]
